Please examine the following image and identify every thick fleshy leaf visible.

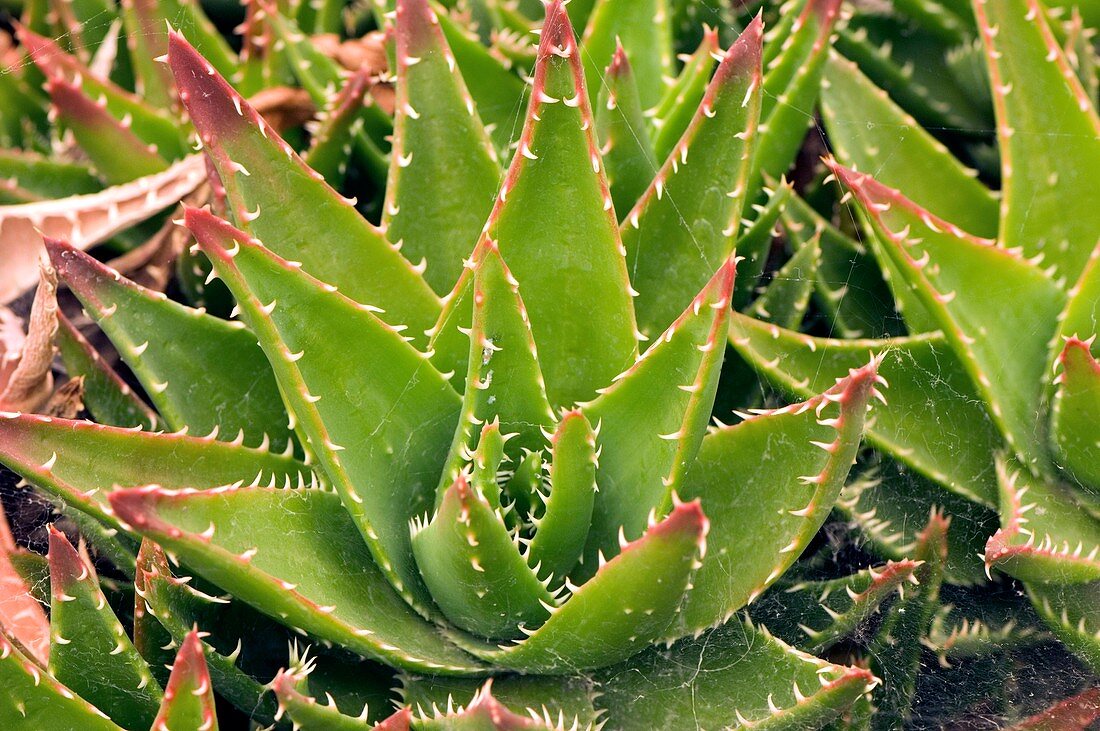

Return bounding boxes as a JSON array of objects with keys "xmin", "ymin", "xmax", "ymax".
[
  {"xmin": 829, "ymin": 162, "xmax": 1065, "ymax": 471},
  {"xmin": 868, "ymin": 511, "xmax": 948, "ymax": 726},
  {"xmin": 135, "ymin": 541, "xmax": 282, "ymax": 723},
  {"xmin": 47, "ymin": 77, "xmax": 168, "ymax": 185},
  {"xmin": 748, "ymin": 0, "xmax": 842, "ymax": 199},
  {"xmin": 728, "ymin": 311, "xmax": 1000, "ymax": 505},
  {"xmin": 594, "ymin": 617, "xmax": 876, "ymax": 729},
  {"xmin": 731, "ymin": 177, "xmax": 793, "ymax": 308},
  {"xmin": 121, "ymin": 0, "xmax": 236, "ymax": 109},
  {"xmin": 48, "ymin": 527, "xmax": 162, "ymax": 730},
  {"xmin": 985, "ymin": 457, "xmax": 1100, "ymax": 584},
  {"xmin": 433, "ymin": 5, "xmax": 528, "ymax": 153},
  {"xmin": 168, "ymin": 31, "xmax": 441, "ymax": 340},
  {"xmin": 820, "ymin": 52, "xmax": 998, "ymax": 238},
  {"xmin": 55, "ymin": 315, "xmax": 158, "ymax": 430},
  {"xmin": 188, "ymin": 208, "xmax": 459, "ymax": 613},
  {"xmin": 271, "ymin": 667, "xmax": 396, "ymax": 730},
  {"xmin": 412, "ymin": 474, "xmax": 554, "ymax": 639},
  {"xmin": 0, "ymin": 627, "xmax": 121, "ymax": 729},
  {"xmin": 1027, "ymin": 579, "xmax": 1100, "ymax": 674},
  {"xmin": 461, "ymin": 501, "xmax": 706, "ymax": 673},
  {"xmin": 408, "ymin": 680, "xmax": 550, "ymax": 729},
  {"xmin": 0, "ymin": 412, "xmax": 312, "ymax": 531},
  {"xmin": 303, "ymin": 69, "xmax": 373, "ymax": 190},
  {"xmin": 481, "ymin": 1, "xmax": 637, "ymax": 406},
  {"xmin": 752, "ymin": 560, "xmax": 920, "ymax": 653},
  {"xmin": 580, "ymin": 0, "xmax": 673, "ymax": 109},
  {"xmin": 837, "ymin": 458, "xmax": 997, "ymax": 586},
  {"xmin": 398, "ymin": 673, "xmax": 597, "ymax": 729},
  {"xmin": 526, "ymin": 411, "xmax": 597, "ymax": 585},
  {"xmin": 581, "ymin": 257, "xmax": 733, "ymax": 568},
  {"xmin": 975, "ymin": 0, "xmax": 1100, "ymax": 285},
  {"xmin": 436, "ymin": 241, "xmax": 554, "ymax": 495},
  {"xmin": 595, "ymin": 44, "xmax": 658, "ymax": 219},
  {"xmin": 677, "ymin": 359, "xmax": 878, "ymax": 632},
  {"xmin": 0, "ymin": 150, "xmax": 100, "ymax": 203},
  {"xmin": 151, "ymin": 632, "xmax": 218, "ymax": 731},
  {"xmin": 48, "ymin": 239, "xmax": 290, "ymax": 451},
  {"xmin": 747, "ymin": 233, "xmax": 821, "ymax": 329},
  {"xmin": 779, "ymin": 188, "xmax": 899, "ymax": 339},
  {"xmin": 622, "ymin": 18, "xmax": 762, "ymax": 338},
  {"xmin": 651, "ymin": 27, "xmax": 720, "ymax": 163},
  {"xmin": 1051, "ymin": 338, "xmax": 1100, "ymax": 491},
  {"xmin": 384, "ymin": 0, "xmax": 502, "ymax": 296},
  {"xmin": 18, "ymin": 26, "xmax": 188, "ymax": 162},
  {"xmin": 0, "ymin": 504, "xmax": 48, "ymax": 665},
  {"xmin": 109, "ymin": 486, "xmax": 484, "ymax": 674}
]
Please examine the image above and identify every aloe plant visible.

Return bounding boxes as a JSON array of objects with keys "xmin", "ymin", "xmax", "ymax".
[{"xmin": 0, "ymin": 0, "xmax": 1097, "ymax": 726}]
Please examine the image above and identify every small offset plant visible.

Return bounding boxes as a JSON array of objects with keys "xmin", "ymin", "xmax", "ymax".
[{"xmin": 0, "ymin": 0, "xmax": 1096, "ymax": 728}]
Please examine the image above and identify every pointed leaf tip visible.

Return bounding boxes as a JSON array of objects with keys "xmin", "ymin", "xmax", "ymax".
[
  {"xmin": 717, "ymin": 14, "xmax": 763, "ymax": 80},
  {"xmin": 539, "ymin": 1, "xmax": 577, "ymax": 57},
  {"xmin": 46, "ymin": 525, "xmax": 88, "ymax": 592},
  {"xmin": 647, "ymin": 499, "xmax": 708, "ymax": 542}
]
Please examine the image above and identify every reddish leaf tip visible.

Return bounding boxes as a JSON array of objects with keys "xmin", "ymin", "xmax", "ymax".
[
  {"xmin": 647, "ymin": 499, "xmax": 707, "ymax": 542},
  {"xmin": 538, "ymin": 0, "xmax": 578, "ymax": 59},
  {"xmin": 47, "ymin": 524, "xmax": 88, "ymax": 592}
]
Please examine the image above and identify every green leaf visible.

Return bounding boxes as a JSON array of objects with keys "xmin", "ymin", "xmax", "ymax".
[
  {"xmin": 271, "ymin": 667, "xmax": 390, "ymax": 730},
  {"xmin": 304, "ymin": 70, "xmax": 374, "ymax": 190},
  {"xmin": 580, "ymin": 0, "xmax": 673, "ymax": 109},
  {"xmin": 779, "ymin": 188, "xmax": 899, "ymax": 339},
  {"xmin": 651, "ymin": 27, "xmax": 720, "ymax": 163},
  {"xmin": 135, "ymin": 541, "xmax": 281, "ymax": 724},
  {"xmin": 19, "ymin": 27, "xmax": 188, "ymax": 161},
  {"xmin": 109, "ymin": 486, "xmax": 485, "ymax": 675},
  {"xmin": 748, "ymin": 233, "xmax": 821, "ymax": 329},
  {"xmin": 595, "ymin": 44, "xmax": 659, "ymax": 219},
  {"xmin": 985, "ymin": 457, "xmax": 1100, "ymax": 584},
  {"xmin": 0, "ymin": 627, "xmax": 121, "ymax": 730},
  {"xmin": 46, "ymin": 77, "xmax": 168, "ymax": 185},
  {"xmin": 121, "ymin": 0, "xmax": 237, "ymax": 109},
  {"xmin": 48, "ymin": 239, "xmax": 291, "ymax": 452},
  {"xmin": 187, "ymin": 208, "xmax": 460, "ymax": 615},
  {"xmin": 732, "ymin": 178, "xmax": 793, "ymax": 308},
  {"xmin": 829, "ymin": 163, "xmax": 1065, "ymax": 473},
  {"xmin": 433, "ymin": 4, "xmax": 528, "ymax": 153},
  {"xmin": 436, "ymin": 240, "xmax": 554, "ymax": 496},
  {"xmin": 407, "ymin": 681, "xmax": 551, "ymax": 729},
  {"xmin": 150, "ymin": 632, "xmax": 218, "ymax": 731},
  {"xmin": 728, "ymin": 311, "xmax": 1000, "ymax": 506},
  {"xmin": 836, "ymin": 457, "xmax": 997, "ymax": 586},
  {"xmin": 580, "ymin": 257, "xmax": 733, "ymax": 570},
  {"xmin": 48, "ymin": 527, "xmax": 162, "ymax": 730},
  {"xmin": 1051, "ymin": 338, "xmax": 1100, "ymax": 491},
  {"xmin": 413, "ymin": 474, "xmax": 555, "ymax": 639},
  {"xmin": 622, "ymin": 18, "xmax": 762, "ymax": 338},
  {"xmin": 385, "ymin": 0, "xmax": 502, "ymax": 296},
  {"xmin": 0, "ymin": 149, "xmax": 100, "ymax": 202},
  {"xmin": 752, "ymin": 560, "xmax": 920, "ymax": 653},
  {"xmin": 678, "ymin": 359, "xmax": 877, "ymax": 632},
  {"xmin": 594, "ymin": 618, "xmax": 875, "ymax": 729},
  {"xmin": 975, "ymin": 0, "xmax": 1100, "ymax": 285},
  {"xmin": 748, "ymin": 0, "xmax": 842, "ymax": 200},
  {"xmin": 482, "ymin": 2, "xmax": 637, "ymax": 406},
  {"xmin": 168, "ymin": 31, "xmax": 441, "ymax": 341},
  {"xmin": 462, "ymin": 501, "xmax": 706, "ymax": 673},
  {"xmin": 820, "ymin": 51, "xmax": 998, "ymax": 238},
  {"xmin": 55, "ymin": 314, "xmax": 159, "ymax": 430},
  {"xmin": 526, "ymin": 411, "xmax": 597, "ymax": 585},
  {"xmin": 867, "ymin": 511, "xmax": 948, "ymax": 728},
  {"xmin": 0, "ymin": 413, "xmax": 313, "ymax": 532},
  {"xmin": 399, "ymin": 673, "xmax": 597, "ymax": 729},
  {"xmin": 1026, "ymin": 579, "xmax": 1100, "ymax": 675}
]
